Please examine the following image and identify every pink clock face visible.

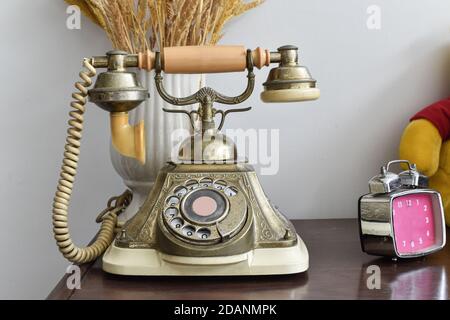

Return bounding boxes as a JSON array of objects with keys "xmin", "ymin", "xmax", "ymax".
[{"xmin": 392, "ymin": 193, "xmax": 436, "ymax": 255}]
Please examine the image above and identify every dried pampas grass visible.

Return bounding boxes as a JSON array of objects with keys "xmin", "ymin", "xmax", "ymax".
[{"xmin": 65, "ymin": 0, "xmax": 264, "ymax": 53}]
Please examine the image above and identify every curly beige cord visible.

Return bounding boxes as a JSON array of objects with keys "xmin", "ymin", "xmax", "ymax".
[{"xmin": 52, "ymin": 59, "xmax": 131, "ymax": 264}]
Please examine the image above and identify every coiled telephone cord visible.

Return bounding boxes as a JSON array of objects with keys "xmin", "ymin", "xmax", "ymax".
[{"xmin": 52, "ymin": 59, "xmax": 132, "ymax": 264}]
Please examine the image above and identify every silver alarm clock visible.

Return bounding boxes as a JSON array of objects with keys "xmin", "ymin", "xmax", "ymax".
[{"xmin": 359, "ymin": 160, "xmax": 446, "ymax": 258}]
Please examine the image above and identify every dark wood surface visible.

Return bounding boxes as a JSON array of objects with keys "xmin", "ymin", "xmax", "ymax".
[{"xmin": 47, "ymin": 219, "xmax": 450, "ymax": 300}]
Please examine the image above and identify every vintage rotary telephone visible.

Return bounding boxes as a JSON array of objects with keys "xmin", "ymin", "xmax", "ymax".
[{"xmin": 52, "ymin": 45, "xmax": 319, "ymax": 275}]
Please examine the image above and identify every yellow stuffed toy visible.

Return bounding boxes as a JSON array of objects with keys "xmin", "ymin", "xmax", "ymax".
[{"xmin": 399, "ymin": 98, "xmax": 450, "ymax": 226}]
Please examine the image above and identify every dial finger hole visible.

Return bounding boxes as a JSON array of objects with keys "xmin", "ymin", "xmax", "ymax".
[
  {"xmin": 214, "ymin": 180, "xmax": 227, "ymax": 190},
  {"xmin": 174, "ymin": 186, "xmax": 188, "ymax": 197},
  {"xmin": 182, "ymin": 225, "xmax": 195, "ymax": 237},
  {"xmin": 199, "ymin": 178, "xmax": 213, "ymax": 187},
  {"xmin": 186, "ymin": 179, "xmax": 198, "ymax": 190},
  {"xmin": 165, "ymin": 207, "xmax": 178, "ymax": 218},
  {"xmin": 197, "ymin": 228, "xmax": 211, "ymax": 239},
  {"xmin": 170, "ymin": 218, "xmax": 184, "ymax": 229},
  {"xmin": 224, "ymin": 186, "xmax": 238, "ymax": 197},
  {"xmin": 166, "ymin": 196, "xmax": 180, "ymax": 206}
]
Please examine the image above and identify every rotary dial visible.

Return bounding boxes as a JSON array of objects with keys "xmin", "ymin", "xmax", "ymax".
[{"xmin": 162, "ymin": 177, "xmax": 247, "ymax": 244}]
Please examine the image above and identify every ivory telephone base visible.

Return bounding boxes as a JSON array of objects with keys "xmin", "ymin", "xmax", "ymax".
[{"xmin": 102, "ymin": 235, "xmax": 308, "ymax": 276}]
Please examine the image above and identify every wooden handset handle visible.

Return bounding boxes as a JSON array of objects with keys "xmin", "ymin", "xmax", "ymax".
[{"xmin": 138, "ymin": 46, "xmax": 270, "ymax": 74}]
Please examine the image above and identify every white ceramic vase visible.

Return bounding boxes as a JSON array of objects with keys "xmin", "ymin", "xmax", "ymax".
[{"xmin": 111, "ymin": 71, "xmax": 204, "ymax": 220}]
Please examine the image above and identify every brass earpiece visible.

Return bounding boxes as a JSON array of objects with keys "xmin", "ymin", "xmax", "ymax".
[{"xmin": 261, "ymin": 45, "xmax": 320, "ymax": 103}]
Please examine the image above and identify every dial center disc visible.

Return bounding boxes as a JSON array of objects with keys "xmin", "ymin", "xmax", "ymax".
[
  {"xmin": 181, "ymin": 188, "xmax": 228, "ymax": 224},
  {"xmin": 192, "ymin": 196, "xmax": 217, "ymax": 216}
]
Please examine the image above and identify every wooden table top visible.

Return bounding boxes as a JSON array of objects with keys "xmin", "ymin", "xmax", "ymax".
[{"xmin": 47, "ymin": 219, "xmax": 450, "ymax": 300}]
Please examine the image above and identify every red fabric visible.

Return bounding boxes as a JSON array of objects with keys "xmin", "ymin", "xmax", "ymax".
[{"xmin": 411, "ymin": 98, "xmax": 450, "ymax": 140}]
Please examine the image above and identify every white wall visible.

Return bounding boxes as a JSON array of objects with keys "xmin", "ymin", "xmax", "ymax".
[{"xmin": 0, "ymin": 0, "xmax": 449, "ymax": 299}]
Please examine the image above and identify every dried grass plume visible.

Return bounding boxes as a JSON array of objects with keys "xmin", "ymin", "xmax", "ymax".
[{"xmin": 65, "ymin": 0, "xmax": 264, "ymax": 53}]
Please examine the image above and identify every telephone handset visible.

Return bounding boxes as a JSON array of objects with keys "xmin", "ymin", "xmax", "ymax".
[{"xmin": 52, "ymin": 45, "xmax": 320, "ymax": 275}]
